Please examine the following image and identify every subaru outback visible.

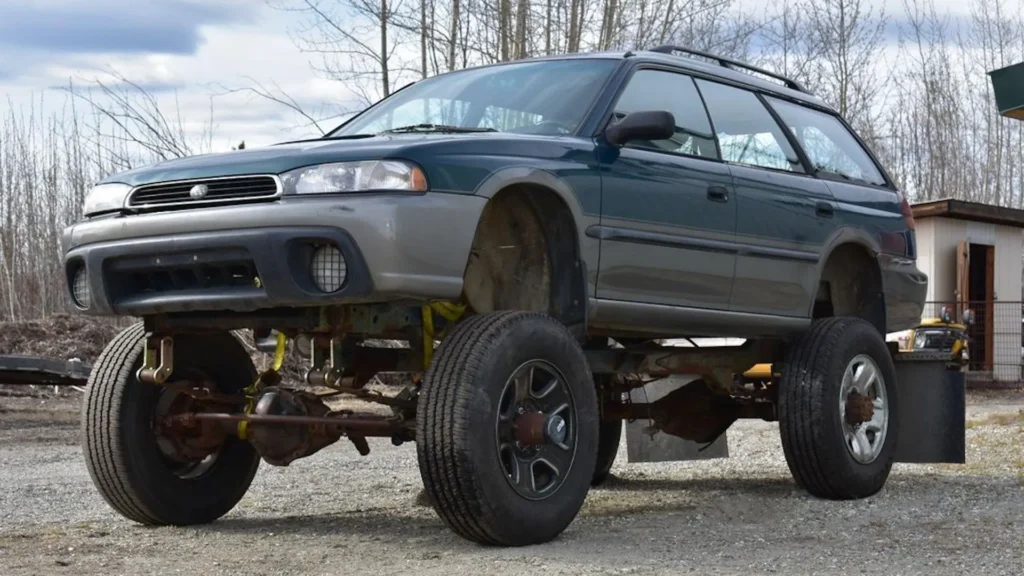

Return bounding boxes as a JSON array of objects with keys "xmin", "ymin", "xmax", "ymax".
[{"xmin": 66, "ymin": 46, "xmax": 947, "ymax": 547}]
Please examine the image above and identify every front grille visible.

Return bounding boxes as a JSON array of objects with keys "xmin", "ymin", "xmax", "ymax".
[{"xmin": 128, "ymin": 176, "xmax": 280, "ymax": 209}]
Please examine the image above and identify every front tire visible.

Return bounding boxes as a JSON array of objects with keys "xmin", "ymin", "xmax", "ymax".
[
  {"xmin": 416, "ymin": 311, "xmax": 599, "ymax": 546},
  {"xmin": 778, "ymin": 317, "xmax": 899, "ymax": 500},
  {"xmin": 82, "ymin": 324, "xmax": 260, "ymax": 525}
]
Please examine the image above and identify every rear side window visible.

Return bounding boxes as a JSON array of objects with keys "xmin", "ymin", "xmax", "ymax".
[
  {"xmin": 694, "ymin": 80, "xmax": 804, "ymax": 173},
  {"xmin": 612, "ymin": 69, "xmax": 719, "ymax": 159},
  {"xmin": 766, "ymin": 97, "xmax": 886, "ymax": 186}
]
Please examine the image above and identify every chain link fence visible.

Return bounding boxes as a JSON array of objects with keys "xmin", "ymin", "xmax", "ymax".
[{"xmin": 919, "ymin": 301, "xmax": 1023, "ymax": 388}]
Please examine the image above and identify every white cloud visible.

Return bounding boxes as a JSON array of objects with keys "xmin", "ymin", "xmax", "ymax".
[{"xmin": 0, "ymin": 2, "xmax": 359, "ymax": 152}]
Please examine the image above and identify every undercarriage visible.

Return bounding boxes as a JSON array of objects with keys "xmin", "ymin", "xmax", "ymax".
[
  {"xmin": 136, "ymin": 303, "xmax": 795, "ymax": 467},
  {"xmin": 81, "ymin": 302, "xmax": 967, "ymax": 546}
]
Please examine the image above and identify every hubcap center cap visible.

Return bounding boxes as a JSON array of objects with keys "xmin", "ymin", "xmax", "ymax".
[
  {"xmin": 845, "ymin": 391, "xmax": 875, "ymax": 426},
  {"xmin": 544, "ymin": 414, "xmax": 567, "ymax": 445}
]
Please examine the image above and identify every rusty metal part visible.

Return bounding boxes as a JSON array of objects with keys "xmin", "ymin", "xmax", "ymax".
[
  {"xmin": 165, "ymin": 388, "xmax": 411, "ymax": 465},
  {"xmin": 247, "ymin": 387, "xmax": 339, "ymax": 466},
  {"xmin": 154, "ymin": 393, "xmax": 227, "ymax": 462},
  {"xmin": 348, "ymin": 436, "xmax": 370, "ymax": 455},
  {"xmin": 159, "ymin": 416, "xmax": 226, "ymax": 461},
  {"xmin": 595, "ymin": 373, "xmax": 646, "ymax": 396},
  {"xmin": 603, "ymin": 379, "xmax": 743, "ymax": 443},
  {"xmin": 326, "ymin": 385, "xmax": 416, "ymax": 409},
  {"xmin": 347, "ymin": 346, "xmax": 420, "ymax": 388},
  {"xmin": 845, "ymin": 391, "xmax": 875, "ymax": 426},
  {"xmin": 514, "ymin": 412, "xmax": 548, "ymax": 446},
  {"xmin": 305, "ymin": 336, "xmax": 344, "ymax": 388},
  {"xmin": 585, "ymin": 340, "xmax": 781, "ymax": 378},
  {"xmin": 137, "ymin": 336, "xmax": 174, "ymax": 384},
  {"xmin": 146, "ymin": 304, "xmax": 419, "ymax": 337},
  {"xmin": 159, "ymin": 381, "xmax": 245, "ymax": 406},
  {"xmin": 324, "ymin": 305, "xmax": 420, "ymax": 338},
  {"xmin": 175, "ymin": 411, "xmax": 409, "ymax": 432}
]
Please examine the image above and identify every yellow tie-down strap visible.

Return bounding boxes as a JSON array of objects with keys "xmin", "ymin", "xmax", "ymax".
[
  {"xmin": 421, "ymin": 301, "xmax": 466, "ymax": 370},
  {"xmin": 238, "ymin": 332, "xmax": 287, "ymax": 440}
]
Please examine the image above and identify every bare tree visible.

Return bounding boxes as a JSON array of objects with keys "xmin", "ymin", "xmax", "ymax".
[
  {"xmin": 804, "ymin": 0, "xmax": 888, "ymax": 141},
  {"xmin": 272, "ymin": 0, "xmax": 416, "ymax": 105},
  {"xmin": 63, "ymin": 70, "xmax": 213, "ymax": 171},
  {"xmin": 756, "ymin": 0, "xmax": 820, "ymax": 87}
]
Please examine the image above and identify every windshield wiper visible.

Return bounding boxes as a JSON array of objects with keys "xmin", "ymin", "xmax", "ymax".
[
  {"xmin": 319, "ymin": 134, "xmax": 377, "ymax": 140},
  {"xmin": 277, "ymin": 134, "xmax": 376, "ymax": 145},
  {"xmin": 379, "ymin": 124, "xmax": 498, "ymax": 134}
]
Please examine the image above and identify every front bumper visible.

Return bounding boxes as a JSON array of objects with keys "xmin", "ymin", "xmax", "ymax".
[{"xmin": 62, "ymin": 193, "xmax": 487, "ymax": 316}]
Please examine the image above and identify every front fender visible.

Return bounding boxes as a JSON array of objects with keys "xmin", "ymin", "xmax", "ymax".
[{"xmin": 472, "ymin": 166, "xmax": 601, "ymax": 300}]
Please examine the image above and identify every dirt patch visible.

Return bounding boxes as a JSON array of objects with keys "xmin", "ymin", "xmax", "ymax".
[
  {"xmin": 0, "ymin": 315, "xmax": 125, "ymax": 364},
  {"xmin": 967, "ymin": 410, "xmax": 1024, "ymax": 428}
]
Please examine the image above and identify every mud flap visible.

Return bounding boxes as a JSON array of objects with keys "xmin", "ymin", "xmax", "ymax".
[
  {"xmin": 892, "ymin": 355, "xmax": 966, "ymax": 464},
  {"xmin": 624, "ymin": 376, "xmax": 729, "ymax": 463}
]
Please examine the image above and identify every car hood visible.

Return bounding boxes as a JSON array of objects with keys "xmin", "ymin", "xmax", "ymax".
[{"xmin": 100, "ymin": 134, "xmax": 503, "ymax": 187}]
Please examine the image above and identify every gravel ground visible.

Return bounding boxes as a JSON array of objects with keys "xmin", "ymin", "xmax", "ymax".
[{"xmin": 1, "ymin": 391, "xmax": 1022, "ymax": 576}]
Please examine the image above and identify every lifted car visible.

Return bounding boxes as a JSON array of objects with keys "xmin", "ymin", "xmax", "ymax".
[{"xmin": 66, "ymin": 46, "xmax": 961, "ymax": 546}]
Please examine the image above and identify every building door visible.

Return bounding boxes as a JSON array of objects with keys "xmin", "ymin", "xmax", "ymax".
[{"xmin": 958, "ymin": 240, "xmax": 995, "ymax": 371}]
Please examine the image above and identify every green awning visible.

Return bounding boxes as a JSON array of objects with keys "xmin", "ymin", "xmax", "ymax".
[{"xmin": 990, "ymin": 62, "xmax": 1024, "ymax": 120}]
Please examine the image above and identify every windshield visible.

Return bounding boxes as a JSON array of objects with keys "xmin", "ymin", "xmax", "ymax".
[{"xmin": 331, "ymin": 59, "xmax": 618, "ymax": 137}]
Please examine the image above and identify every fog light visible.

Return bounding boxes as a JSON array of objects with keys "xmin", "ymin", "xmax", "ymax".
[
  {"xmin": 311, "ymin": 245, "xmax": 347, "ymax": 293},
  {"xmin": 72, "ymin": 267, "xmax": 90, "ymax": 308}
]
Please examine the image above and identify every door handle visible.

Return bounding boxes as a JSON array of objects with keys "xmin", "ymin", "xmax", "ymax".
[
  {"xmin": 707, "ymin": 186, "xmax": 729, "ymax": 202},
  {"xmin": 815, "ymin": 201, "xmax": 835, "ymax": 218}
]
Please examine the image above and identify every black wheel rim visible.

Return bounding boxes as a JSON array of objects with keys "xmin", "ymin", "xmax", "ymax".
[{"xmin": 495, "ymin": 359, "xmax": 577, "ymax": 501}]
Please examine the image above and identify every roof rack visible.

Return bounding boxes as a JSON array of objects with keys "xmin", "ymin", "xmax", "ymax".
[{"xmin": 648, "ymin": 45, "xmax": 808, "ymax": 93}]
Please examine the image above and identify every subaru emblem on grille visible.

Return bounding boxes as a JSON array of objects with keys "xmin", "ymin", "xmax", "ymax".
[{"xmin": 189, "ymin": 184, "xmax": 209, "ymax": 199}]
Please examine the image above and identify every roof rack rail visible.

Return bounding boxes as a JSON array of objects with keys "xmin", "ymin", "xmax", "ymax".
[{"xmin": 649, "ymin": 44, "xmax": 808, "ymax": 93}]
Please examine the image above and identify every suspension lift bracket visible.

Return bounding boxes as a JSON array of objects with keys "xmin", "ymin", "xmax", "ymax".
[{"xmin": 137, "ymin": 336, "xmax": 174, "ymax": 385}]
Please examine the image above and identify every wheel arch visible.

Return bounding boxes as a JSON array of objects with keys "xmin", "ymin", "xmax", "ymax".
[
  {"xmin": 812, "ymin": 228, "xmax": 886, "ymax": 334},
  {"xmin": 465, "ymin": 169, "xmax": 593, "ymax": 340}
]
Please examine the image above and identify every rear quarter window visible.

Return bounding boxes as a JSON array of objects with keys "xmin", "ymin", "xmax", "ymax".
[{"xmin": 766, "ymin": 97, "xmax": 886, "ymax": 187}]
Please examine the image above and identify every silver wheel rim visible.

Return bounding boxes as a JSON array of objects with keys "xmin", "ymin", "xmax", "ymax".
[{"xmin": 838, "ymin": 354, "xmax": 889, "ymax": 464}]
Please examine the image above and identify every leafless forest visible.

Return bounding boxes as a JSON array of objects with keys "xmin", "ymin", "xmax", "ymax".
[{"xmin": 2, "ymin": 0, "xmax": 1024, "ymax": 323}]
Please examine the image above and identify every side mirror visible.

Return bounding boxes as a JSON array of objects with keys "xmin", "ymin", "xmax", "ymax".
[{"xmin": 604, "ymin": 111, "xmax": 676, "ymax": 146}]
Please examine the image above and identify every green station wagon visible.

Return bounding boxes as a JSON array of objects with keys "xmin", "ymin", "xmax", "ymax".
[{"xmin": 65, "ymin": 47, "xmax": 946, "ymax": 547}]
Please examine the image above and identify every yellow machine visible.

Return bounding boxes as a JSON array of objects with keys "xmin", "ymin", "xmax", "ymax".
[
  {"xmin": 899, "ymin": 314, "xmax": 972, "ymax": 361},
  {"xmin": 743, "ymin": 307, "xmax": 973, "ymax": 381}
]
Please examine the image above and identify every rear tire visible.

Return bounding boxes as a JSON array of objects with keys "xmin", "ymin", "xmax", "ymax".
[
  {"xmin": 591, "ymin": 419, "xmax": 622, "ymax": 486},
  {"xmin": 82, "ymin": 324, "xmax": 260, "ymax": 525},
  {"xmin": 416, "ymin": 311, "xmax": 599, "ymax": 546},
  {"xmin": 778, "ymin": 317, "xmax": 899, "ymax": 500}
]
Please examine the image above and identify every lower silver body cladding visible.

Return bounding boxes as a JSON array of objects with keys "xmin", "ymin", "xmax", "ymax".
[{"xmin": 62, "ymin": 193, "xmax": 488, "ymax": 316}]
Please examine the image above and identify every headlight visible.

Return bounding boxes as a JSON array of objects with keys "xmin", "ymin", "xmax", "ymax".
[
  {"xmin": 282, "ymin": 161, "xmax": 428, "ymax": 195},
  {"xmin": 83, "ymin": 183, "xmax": 133, "ymax": 216}
]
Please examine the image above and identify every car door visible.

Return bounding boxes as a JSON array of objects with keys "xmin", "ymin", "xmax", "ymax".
[
  {"xmin": 693, "ymin": 79, "xmax": 836, "ymax": 317},
  {"xmin": 595, "ymin": 67, "xmax": 737, "ymax": 310}
]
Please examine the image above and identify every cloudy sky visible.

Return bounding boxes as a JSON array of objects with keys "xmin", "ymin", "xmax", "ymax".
[
  {"xmin": 0, "ymin": 0, "xmax": 349, "ymax": 150},
  {"xmin": 0, "ymin": 0, "xmax": 985, "ymax": 153}
]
